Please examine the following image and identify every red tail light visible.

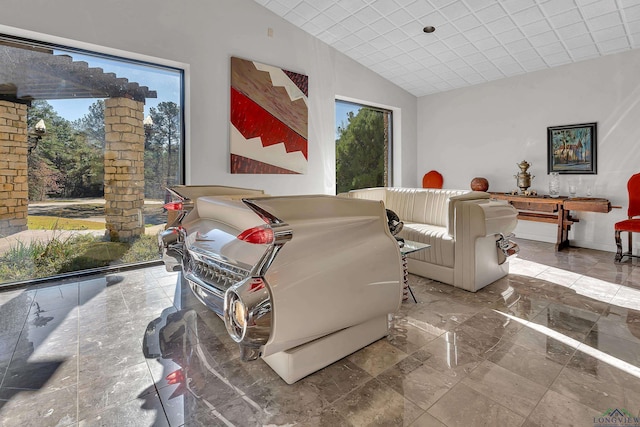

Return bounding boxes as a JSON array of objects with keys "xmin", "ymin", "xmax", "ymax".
[
  {"xmin": 237, "ymin": 226, "xmax": 274, "ymax": 244},
  {"xmin": 164, "ymin": 201, "xmax": 184, "ymax": 211},
  {"xmin": 166, "ymin": 369, "xmax": 185, "ymax": 385}
]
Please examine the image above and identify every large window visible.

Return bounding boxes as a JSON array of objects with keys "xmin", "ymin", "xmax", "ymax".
[
  {"xmin": 335, "ymin": 100, "xmax": 392, "ymax": 194},
  {"xmin": 0, "ymin": 34, "xmax": 184, "ymax": 286}
]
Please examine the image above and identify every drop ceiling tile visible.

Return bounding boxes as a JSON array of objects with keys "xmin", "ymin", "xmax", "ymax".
[
  {"xmin": 404, "ymin": 1, "xmax": 436, "ymax": 19},
  {"xmin": 439, "ymin": 1, "xmax": 472, "ymax": 21},
  {"xmin": 355, "ymin": 5, "xmax": 385, "ymax": 23},
  {"xmin": 520, "ymin": 56, "xmax": 548, "ymax": 71},
  {"xmin": 592, "ymin": 25, "xmax": 627, "ymax": 42},
  {"xmin": 493, "ymin": 55, "xmax": 519, "ymax": 67},
  {"xmin": 499, "ymin": 62, "xmax": 525, "ymax": 74},
  {"xmin": 570, "ymin": 44, "xmax": 600, "ymax": 59},
  {"xmin": 342, "ymin": 14, "xmax": 368, "ymax": 31},
  {"xmin": 563, "ymin": 32, "xmax": 595, "ymax": 48},
  {"xmin": 580, "ymin": 0, "xmax": 618, "ymax": 19},
  {"xmin": 556, "ymin": 21, "xmax": 589, "ymax": 39},
  {"xmin": 512, "ymin": 6, "xmax": 545, "ymax": 26},
  {"xmin": 474, "ymin": 37, "xmax": 501, "ymax": 50},
  {"xmin": 574, "ymin": 0, "xmax": 599, "ymax": 6},
  {"xmin": 425, "ymin": 41, "xmax": 450, "ymax": 54},
  {"xmin": 453, "ymin": 14, "xmax": 482, "ymax": 31},
  {"xmin": 545, "ymin": 51, "xmax": 572, "ymax": 65},
  {"xmin": 387, "ymin": 8, "xmax": 414, "ymax": 26},
  {"xmin": 369, "ymin": 17, "xmax": 394, "ymax": 34},
  {"xmin": 512, "ymin": 48, "xmax": 541, "ymax": 61},
  {"xmin": 537, "ymin": 41, "xmax": 566, "ymax": 55},
  {"xmin": 309, "ymin": 12, "xmax": 337, "ymax": 29},
  {"xmin": 401, "ymin": 38, "xmax": 422, "ymax": 52},
  {"xmin": 428, "ymin": 0, "xmax": 458, "ymax": 9},
  {"xmin": 484, "ymin": 45, "xmax": 510, "ymax": 59},
  {"xmin": 597, "ymin": 36, "xmax": 631, "ymax": 53},
  {"xmin": 464, "ymin": 73, "xmax": 487, "ymax": 84},
  {"xmin": 408, "ymin": 47, "xmax": 434, "ymax": 60},
  {"xmin": 488, "ymin": 16, "xmax": 517, "ymax": 34},
  {"xmin": 317, "ymin": 30, "xmax": 339, "ymax": 44},
  {"xmin": 300, "ymin": 20, "xmax": 323, "ymax": 36},
  {"xmin": 355, "ymin": 25, "xmax": 380, "ymax": 41},
  {"xmin": 480, "ymin": 68, "xmax": 504, "ymax": 80},
  {"xmin": 329, "ymin": 22, "xmax": 355, "ymax": 38},
  {"xmin": 586, "ymin": 11, "xmax": 622, "ymax": 31},
  {"xmin": 505, "ymin": 38, "xmax": 533, "ymax": 53},
  {"xmin": 520, "ymin": 19, "xmax": 553, "ymax": 36},
  {"xmin": 472, "ymin": 60, "xmax": 497, "ymax": 72},
  {"xmin": 370, "ymin": 0, "xmax": 402, "ymax": 16},
  {"xmin": 384, "ymin": 28, "xmax": 410, "ymax": 43},
  {"xmin": 370, "ymin": 35, "xmax": 394, "ymax": 49},
  {"xmin": 284, "ymin": 11, "xmax": 308, "ymax": 27},
  {"xmin": 292, "ymin": 2, "xmax": 320, "ymax": 20},
  {"xmin": 464, "ymin": 52, "xmax": 488, "ymax": 65},
  {"xmin": 431, "ymin": 23, "xmax": 458, "ymax": 38},
  {"xmin": 337, "ymin": 0, "xmax": 368, "ymax": 13},
  {"xmin": 467, "ymin": 0, "xmax": 500, "ymax": 12},
  {"xmin": 264, "ymin": 1, "xmax": 293, "ymax": 16},
  {"xmin": 494, "ymin": 28, "xmax": 525, "ymax": 44},
  {"xmin": 421, "ymin": 11, "xmax": 449, "ymax": 27},
  {"xmin": 549, "ymin": 8, "xmax": 583, "ymax": 27},
  {"xmin": 628, "ymin": 19, "xmax": 640, "ymax": 34},
  {"xmin": 501, "ymin": 0, "xmax": 538, "ymax": 14},
  {"xmin": 446, "ymin": 58, "xmax": 469, "ymax": 69},
  {"xmin": 436, "ymin": 50, "xmax": 460, "ymax": 62},
  {"xmin": 539, "ymin": 0, "xmax": 578, "ymax": 16},
  {"xmin": 442, "ymin": 33, "xmax": 470, "ymax": 48},
  {"xmin": 475, "ymin": 4, "xmax": 507, "ymax": 23},
  {"xmin": 452, "ymin": 43, "xmax": 479, "ymax": 56},
  {"xmin": 342, "ymin": 33, "xmax": 367, "ymax": 48},
  {"xmin": 623, "ymin": 5, "xmax": 640, "ymax": 21},
  {"xmin": 333, "ymin": 40, "xmax": 353, "ymax": 52},
  {"xmin": 465, "ymin": 25, "xmax": 493, "ymax": 40},
  {"xmin": 528, "ymin": 30, "xmax": 559, "ymax": 47}
]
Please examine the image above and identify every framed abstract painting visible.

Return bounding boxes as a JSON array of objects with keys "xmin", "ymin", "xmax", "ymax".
[{"xmin": 230, "ymin": 57, "xmax": 308, "ymax": 174}]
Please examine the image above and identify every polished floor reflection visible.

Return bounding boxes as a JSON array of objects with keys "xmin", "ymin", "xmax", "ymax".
[{"xmin": 1, "ymin": 238, "xmax": 640, "ymax": 426}]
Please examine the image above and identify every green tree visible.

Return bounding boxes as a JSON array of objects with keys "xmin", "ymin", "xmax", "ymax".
[
  {"xmin": 146, "ymin": 101, "xmax": 180, "ymax": 198},
  {"xmin": 335, "ymin": 108, "xmax": 386, "ymax": 194},
  {"xmin": 28, "ymin": 100, "xmax": 103, "ymax": 200}
]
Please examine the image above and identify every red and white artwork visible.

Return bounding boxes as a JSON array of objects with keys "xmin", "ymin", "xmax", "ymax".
[{"xmin": 230, "ymin": 57, "xmax": 308, "ymax": 174}]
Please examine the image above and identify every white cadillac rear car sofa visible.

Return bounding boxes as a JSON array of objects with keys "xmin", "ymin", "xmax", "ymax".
[{"xmin": 339, "ymin": 187, "xmax": 519, "ymax": 292}]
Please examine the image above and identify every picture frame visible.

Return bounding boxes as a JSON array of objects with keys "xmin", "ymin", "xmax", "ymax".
[{"xmin": 547, "ymin": 122, "xmax": 597, "ymax": 174}]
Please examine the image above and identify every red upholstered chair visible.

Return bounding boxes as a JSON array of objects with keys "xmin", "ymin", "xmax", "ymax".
[
  {"xmin": 422, "ymin": 170, "xmax": 443, "ymax": 189},
  {"xmin": 615, "ymin": 173, "xmax": 640, "ymax": 262}
]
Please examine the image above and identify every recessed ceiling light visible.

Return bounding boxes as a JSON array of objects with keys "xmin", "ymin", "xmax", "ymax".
[{"xmin": 423, "ymin": 26, "xmax": 436, "ymax": 33}]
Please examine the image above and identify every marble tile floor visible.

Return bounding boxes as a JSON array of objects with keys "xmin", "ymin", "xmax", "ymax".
[{"xmin": 1, "ymin": 238, "xmax": 640, "ymax": 426}]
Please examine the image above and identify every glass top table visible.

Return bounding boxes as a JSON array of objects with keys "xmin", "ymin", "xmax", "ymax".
[
  {"xmin": 397, "ymin": 239, "xmax": 430, "ymax": 303},
  {"xmin": 399, "ymin": 239, "xmax": 431, "ymax": 256}
]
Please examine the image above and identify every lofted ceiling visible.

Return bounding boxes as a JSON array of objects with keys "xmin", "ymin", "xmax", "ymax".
[{"xmin": 253, "ymin": 0, "xmax": 640, "ymax": 97}]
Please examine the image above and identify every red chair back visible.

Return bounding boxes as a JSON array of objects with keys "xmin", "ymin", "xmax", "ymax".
[
  {"xmin": 628, "ymin": 173, "xmax": 640, "ymax": 217},
  {"xmin": 422, "ymin": 170, "xmax": 443, "ymax": 189}
]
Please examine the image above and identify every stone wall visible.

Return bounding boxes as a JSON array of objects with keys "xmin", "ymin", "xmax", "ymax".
[
  {"xmin": 0, "ymin": 100, "xmax": 28, "ymax": 237},
  {"xmin": 104, "ymin": 97, "xmax": 145, "ymax": 241}
]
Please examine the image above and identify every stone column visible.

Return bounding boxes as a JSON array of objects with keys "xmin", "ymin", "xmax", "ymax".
[
  {"xmin": 104, "ymin": 97, "xmax": 145, "ymax": 241},
  {"xmin": 0, "ymin": 100, "xmax": 28, "ymax": 237}
]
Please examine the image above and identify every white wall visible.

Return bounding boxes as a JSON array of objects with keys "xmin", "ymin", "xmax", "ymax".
[
  {"xmin": 0, "ymin": 0, "xmax": 417, "ymax": 196},
  {"xmin": 417, "ymin": 48, "xmax": 640, "ymax": 252}
]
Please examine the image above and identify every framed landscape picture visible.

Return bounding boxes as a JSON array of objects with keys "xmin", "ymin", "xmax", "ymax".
[{"xmin": 547, "ymin": 122, "xmax": 597, "ymax": 174}]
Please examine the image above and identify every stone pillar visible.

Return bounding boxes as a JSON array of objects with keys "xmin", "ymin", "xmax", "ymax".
[
  {"xmin": 0, "ymin": 100, "xmax": 28, "ymax": 237},
  {"xmin": 104, "ymin": 97, "xmax": 145, "ymax": 241}
]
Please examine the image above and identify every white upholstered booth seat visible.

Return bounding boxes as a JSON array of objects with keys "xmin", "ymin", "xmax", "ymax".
[{"xmin": 339, "ymin": 187, "xmax": 518, "ymax": 292}]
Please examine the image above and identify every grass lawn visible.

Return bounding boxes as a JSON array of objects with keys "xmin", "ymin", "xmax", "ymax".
[{"xmin": 28, "ymin": 215, "xmax": 104, "ymax": 230}]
